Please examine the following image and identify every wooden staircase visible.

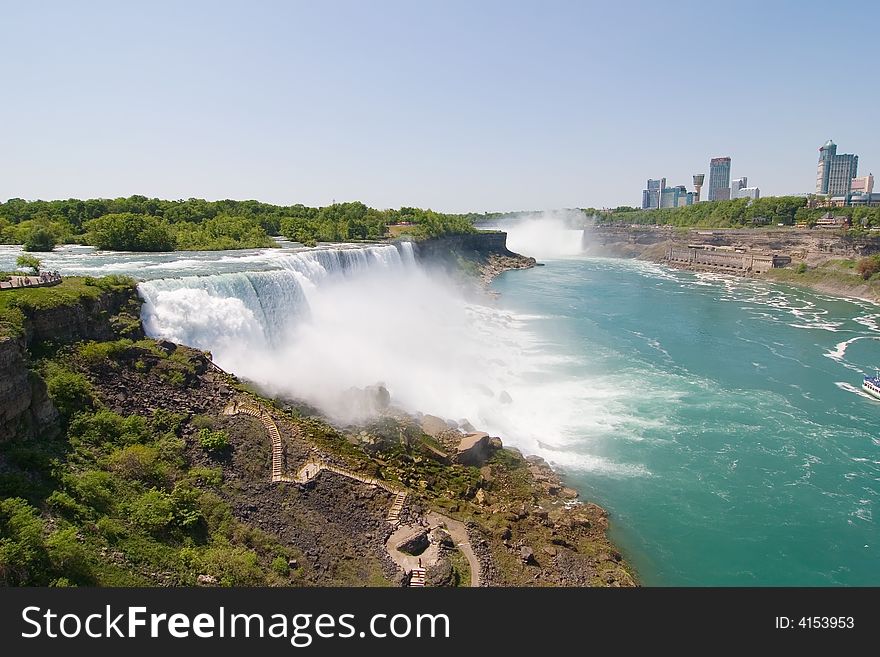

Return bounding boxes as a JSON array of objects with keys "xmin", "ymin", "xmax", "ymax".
[
  {"xmin": 226, "ymin": 398, "xmax": 408, "ymax": 520},
  {"xmin": 386, "ymin": 490, "xmax": 408, "ymax": 524},
  {"xmin": 409, "ymin": 567, "xmax": 426, "ymax": 587}
]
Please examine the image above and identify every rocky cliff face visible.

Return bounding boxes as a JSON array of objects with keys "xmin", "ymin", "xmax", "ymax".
[
  {"xmin": 22, "ymin": 288, "xmax": 139, "ymax": 348},
  {"xmin": 0, "ymin": 337, "xmax": 56, "ymax": 442},
  {"xmin": 413, "ymin": 231, "xmax": 516, "ymax": 260},
  {"xmin": 0, "ymin": 285, "xmax": 141, "ymax": 442},
  {"xmin": 586, "ymin": 225, "xmax": 880, "ymax": 264}
]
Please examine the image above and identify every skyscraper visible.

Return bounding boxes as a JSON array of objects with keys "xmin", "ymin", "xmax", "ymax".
[
  {"xmin": 708, "ymin": 157, "xmax": 731, "ymax": 201},
  {"xmin": 641, "ymin": 178, "xmax": 665, "ymax": 209},
  {"xmin": 731, "ymin": 177, "xmax": 748, "ymax": 199},
  {"xmin": 816, "ymin": 140, "xmax": 859, "ymax": 196}
]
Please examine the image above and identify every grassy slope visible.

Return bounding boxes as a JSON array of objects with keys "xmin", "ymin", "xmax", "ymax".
[{"xmin": 764, "ymin": 260, "xmax": 880, "ymax": 303}]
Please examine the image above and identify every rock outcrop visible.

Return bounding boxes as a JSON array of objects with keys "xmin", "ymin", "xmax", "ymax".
[
  {"xmin": 454, "ymin": 432, "xmax": 493, "ymax": 466},
  {"xmin": 0, "ymin": 337, "xmax": 59, "ymax": 442}
]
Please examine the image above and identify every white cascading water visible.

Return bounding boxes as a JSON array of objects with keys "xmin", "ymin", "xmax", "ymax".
[{"xmin": 139, "ymin": 225, "xmax": 628, "ymax": 473}]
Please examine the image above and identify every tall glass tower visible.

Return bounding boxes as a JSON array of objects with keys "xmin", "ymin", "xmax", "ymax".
[
  {"xmin": 708, "ymin": 157, "xmax": 731, "ymax": 201},
  {"xmin": 816, "ymin": 140, "xmax": 858, "ymax": 196}
]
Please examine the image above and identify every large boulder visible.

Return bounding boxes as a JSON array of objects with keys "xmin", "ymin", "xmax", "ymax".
[
  {"xmin": 397, "ymin": 529, "xmax": 429, "ymax": 556},
  {"xmin": 454, "ymin": 432, "xmax": 492, "ymax": 466},
  {"xmin": 420, "ymin": 414, "xmax": 449, "ymax": 438},
  {"xmin": 429, "ymin": 527, "xmax": 455, "ymax": 548},
  {"xmin": 426, "ymin": 555, "xmax": 455, "ymax": 587}
]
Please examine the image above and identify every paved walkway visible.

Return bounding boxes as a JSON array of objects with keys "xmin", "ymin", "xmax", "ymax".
[
  {"xmin": 426, "ymin": 511, "xmax": 482, "ymax": 587},
  {"xmin": 0, "ymin": 273, "xmax": 62, "ymax": 291}
]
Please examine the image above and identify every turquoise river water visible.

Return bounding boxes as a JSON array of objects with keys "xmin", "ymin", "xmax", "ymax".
[{"xmin": 492, "ymin": 255, "xmax": 879, "ymax": 585}]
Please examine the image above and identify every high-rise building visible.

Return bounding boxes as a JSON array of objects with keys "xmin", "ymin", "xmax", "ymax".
[
  {"xmin": 660, "ymin": 185, "xmax": 691, "ymax": 208},
  {"xmin": 816, "ymin": 140, "xmax": 859, "ymax": 196},
  {"xmin": 708, "ymin": 157, "xmax": 731, "ymax": 201},
  {"xmin": 731, "ymin": 177, "xmax": 748, "ymax": 199},
  {"xmin": 642, "ymin": 178, "xmax": 666, "ymax": 209},
  {"xmin": 851, "ymin": 174, "xmax": 874, "ymax": 195},
  {"xmin": 738, "ymin": 187, "xmax": 760, "ymax": 200}
]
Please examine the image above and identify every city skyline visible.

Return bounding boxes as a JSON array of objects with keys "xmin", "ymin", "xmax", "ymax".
[{"xmin": 1, "ymin": 1, "xmax": 879, "ymax": 213}]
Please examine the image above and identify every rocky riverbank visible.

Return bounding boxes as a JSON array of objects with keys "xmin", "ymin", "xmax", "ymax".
[
  {"xmin": 587, "ymin": 224, "xmax": 880, "ymax": 305},
  {"xmin": 478, "ymin": 252, "xmax": 538, "ymax": 286}
]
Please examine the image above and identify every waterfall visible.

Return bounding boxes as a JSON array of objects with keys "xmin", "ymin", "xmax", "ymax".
[
  {"xmin": 138, "ymin": 238, "xmax": 596, "ymax": 469},
  {"xmin": 139, "ymin": 242, "xmax": 415, "ymax": 358}
]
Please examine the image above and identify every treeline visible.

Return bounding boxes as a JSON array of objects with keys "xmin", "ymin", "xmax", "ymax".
[
  {"xmin": 0, "ymin": 196, "xmax": 477, "ymax": 252},
  {"xmin": 588, "ymin": 196, "xmax": 880, "ymax": 229}
]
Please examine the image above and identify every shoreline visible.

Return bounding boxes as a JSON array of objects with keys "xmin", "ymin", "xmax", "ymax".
[
  {"xmin": 460, "ymin": 247, "xmax": 638, "ymax": 585},
  {"xmin": 586, "ymin": 225, "xmax": 880, "ymax": 306}
]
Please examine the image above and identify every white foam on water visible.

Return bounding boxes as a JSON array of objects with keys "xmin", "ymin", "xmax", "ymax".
[{"xmin": 139, "ymin": 239, "xmax": 647, "ymax": 477}]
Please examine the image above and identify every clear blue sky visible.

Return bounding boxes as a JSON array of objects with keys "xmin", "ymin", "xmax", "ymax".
[{"xmin": 1, "ymin": 0, "xmax": 877, "ymax": 212}]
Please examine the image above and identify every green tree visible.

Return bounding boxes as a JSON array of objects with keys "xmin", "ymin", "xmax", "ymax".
[
  {"xmin": 85, "ymin": 213, "xmax": 175, "ymax": 251},
  {"xmin": 15, "ymin": 254, "xmax": 41, "ymax": 274},
  {"xmin": 23, "ymin": 227, "xmax": 57, "ymax": 252}
]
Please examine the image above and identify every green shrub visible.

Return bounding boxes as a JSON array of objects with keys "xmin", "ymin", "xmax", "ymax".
[
  {"xmin": 108, "ymin": 444, "xmax": 162, "ymax": 481},
  {"xmin": 795, "ymin": 262, "xmax": 808, "ymax": 274},
  {"xmin": 186, "ymin": 467, "xmax": 223, "ymax": 487},
  {"xmin": 70, "ymin": 470, "xmax": 116, "ymax": 510},
  {"xmin": 129, "ymin": 489, "xmax": 176, "ymax": 532},
  {"xmin": 0, "ymin": 497, "xmax": 48, "ymax": 586},
  {"xmin": 170, "ymin": 484, "xmax": 203, "ymax": 529},
  {"xmin": 46, "ymin": 490, "xmax": 90, "ymax": 518},
  {"xmin": 200, "ymin": 544, "xmax": 264, "ymax": 586},
  {"xmin": 96, "ymin": 517, "xmax": 126, "ymax": 541},
  {"xmin": 46, "ymin": 527, "xmax": 92, "ymax": 583},
  {"xmin": 78, "ymin": 339, "xmax": 134, "ymax": 365},
  {"xmin": 44, "ymin": 365, "xmax": 95, "ymax": 421},
  {"xmin": 271, "ymin": 555, "xmax": 290, "ymax": 576},
  {"xmin": 197, "ymin": 428, "xmax": 229, "ymax": 452},
  {"xmin": 191, "ymin": 415, "xmax": 216, "ymax": 430},
  {"xmin": 15, "ymin": 253, "xmax": 41, "ymax": 274}
]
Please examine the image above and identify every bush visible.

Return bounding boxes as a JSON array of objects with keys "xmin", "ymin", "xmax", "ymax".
[
  {"xmin": 271, "ymin": 555, "xmax": 290, "ymax": 576},
  {"xmin": 44, "ymin": 366, "xmax": 95, "ymax": 421},
  {"xmin": 200, "ymin": 545, "xmax": 264, "ymax": 586},
  {"xmin": 78, "ymin": 339, "xmax": 134, "ymax": 365},
  {"xmin": 856, "ymin": 255, "xmax": 880, "ymax": 280},
  {"xmin": 795, "ymin": 262, "xmax": 808, "ymax": 274},
  {"xmin": 108, "ymin": 444, "xmax": 163, "ymax": 481},
  {"xmin": 197, "ymin": 428, "xmax": 230, "ymax": 452},
  {"xmin": 185, "ymin": 466, "xmax": 223, "ymax": 487},
  {"xmin": 0, "ymin": 497, "xmax": 47, "ymax": 586},
  {"xmin": 191, "ymin": 415, "xmax": 215, "ymax": 430},
  {"xmin": 129, "ymin": 489, "xmax": 176, "ymax": 532},
  {"xmin": 23, "ymin": 227, "xmax": 56, "ymax": 252},
  {"xmin": 15, "ymin": 254, "xmax": 41, "ymax": 274}
]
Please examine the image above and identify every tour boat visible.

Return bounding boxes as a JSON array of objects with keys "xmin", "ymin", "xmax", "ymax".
[{"xmin": 863, "ymin": 371, "xmax": 880, "ymax": 400}]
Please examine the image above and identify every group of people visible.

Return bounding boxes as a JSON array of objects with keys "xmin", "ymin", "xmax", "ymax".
[
  {"xmin": 0, "ymin": 270, "xmax": 62, "ymax": 290},
  {"xmin": 37, "ymin": 270, "xmax": 62, "ymax": 282}
]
